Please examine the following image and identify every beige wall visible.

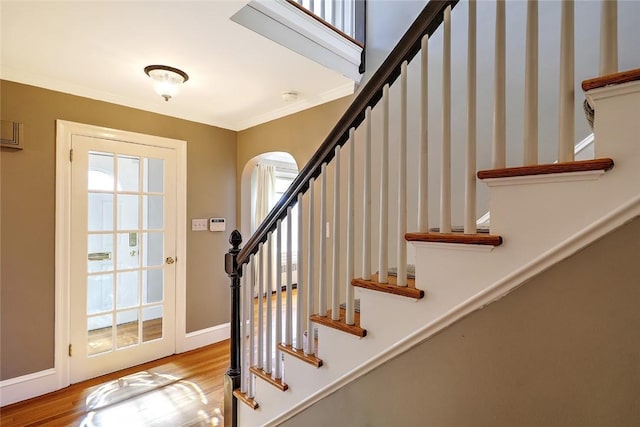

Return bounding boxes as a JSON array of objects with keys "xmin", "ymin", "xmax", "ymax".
[
  {"xmin": 283, "ymin": 217, "xmax": 640, "ymax": 426},
  {"xmin": 0, "ymin": 80, "xmax": 236, "ymax": 380}
]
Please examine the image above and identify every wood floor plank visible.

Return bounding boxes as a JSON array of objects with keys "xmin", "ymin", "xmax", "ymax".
[{"xmin": 0, "ymin": 340, "xmax": 230, "ymax": 427}]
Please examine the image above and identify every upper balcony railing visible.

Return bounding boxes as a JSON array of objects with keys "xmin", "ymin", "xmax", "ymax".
[{"xmin": 288, "ymin": 0, "xmax": 365, "ymax": 47}]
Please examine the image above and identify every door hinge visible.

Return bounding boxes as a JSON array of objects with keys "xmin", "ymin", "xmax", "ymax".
[
  {"xmin": 68, "ymin": 343, "xmax": 73, "ymax": 357},
  {"xmin": 69, "ymin": 149, "xmax": 74, "ymax": 162}
]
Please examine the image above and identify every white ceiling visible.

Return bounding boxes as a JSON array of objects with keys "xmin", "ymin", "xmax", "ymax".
[{"xmin": 0, "ymin": 0, "xmax": 354, "ymax": 131}]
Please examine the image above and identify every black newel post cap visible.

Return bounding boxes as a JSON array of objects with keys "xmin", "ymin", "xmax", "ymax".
[
  {"xmin": 229, "ymin": 229, "xmax": 242, "ymax": 249},
  {"xmin": 225, "ymin": 230, "xmax": 242, "ymax": 277}
]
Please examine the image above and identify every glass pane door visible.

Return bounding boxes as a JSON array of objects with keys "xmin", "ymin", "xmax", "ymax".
[
  {"xmin": 70, "ymin": 133, "xmax": 176, "ymax": 384},
  {"xmin": 86, "ymin": 152, "xmax": 166, "ymax": 356}
]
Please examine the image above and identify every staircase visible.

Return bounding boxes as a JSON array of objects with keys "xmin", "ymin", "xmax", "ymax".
[{"xmin": 223, "ymin": 1, "xmax": 640, "ymax": 425}]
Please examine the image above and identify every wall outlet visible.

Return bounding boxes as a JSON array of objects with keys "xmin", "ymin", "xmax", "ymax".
[{"xmin": 191, "ymin": 218, "xmax": 208, "ymax": 231}]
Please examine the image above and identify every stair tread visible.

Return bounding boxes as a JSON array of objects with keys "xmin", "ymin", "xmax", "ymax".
[
  {"xmin": 405, "ymin": 232, "xmax": 502, "ymax": 246},
  {"xmin": 352, "ymin": 274, "xmax": 424, "ymax": 299},
  {"xmin": 477, "ymin": 158, "xmax": 614, "ymax": 180},
  {"xmin": 249, "ymin": 366, "xmax": 289, "ymax": 391},
  {"xmin": 278, "ymin": 343, "xmax": 323, "ymax": 368},
  {"xmin": 310, "ymin": 308, "xmax": 367, "ymax": 338},
  {"xmin": 233, "ymin": 389, "xmax": 259, "ymax": 410},
  {"xmin": 582, "ymin": 68, "xmax": 640, "ymax": 91}
]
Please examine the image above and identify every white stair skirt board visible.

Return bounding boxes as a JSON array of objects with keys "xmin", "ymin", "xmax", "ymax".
[
  {"xmin": 239, "ymin": 81, "xmax": 640, "ymax": 427},
  {"xmin": 262, "ymin": 192, "xmax": 640, "ymax": 427}
]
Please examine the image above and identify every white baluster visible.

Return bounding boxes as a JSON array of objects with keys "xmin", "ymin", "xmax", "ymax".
[
  {"xmin": 286, "ymin": 207, "xmax": 293, "ymax": 345},
  {"xmin": 248, "ymin": 255, "xmax": 255, "ymax": 397},
  {"xmin": 441, "ymin": 6, "xmax": 452, "ymax": 233},
  {"xmin": 418, "ymin": 34, "xmax": 429, "ymax": 233},
  {"xmin": 344, "ymin": 0, "xmax": 352, "ymax": 38},
  {"xmin": 346, "ymin": 128, "xmax": 356, "ymax": 324},
  {"xmin": 362, "ymin": 107, "xmax": 372, "ymax": 280},
  {"xmin": 309, "ymin": 0, "xmax": 315, "ymax": 15},
  {"xmin": 319, "ymin": 163, "xmax": 328, "ymax": 316},
  {"xmin": 266, "ymin": 233, "xmax": 273, "ymax": 375},
  {"xmin": 240, "ymin": 264, "xmax": 248, "ymax": 394},
  {"xmin": 319, "ymin": 0, "xmax": 326, "ymax": 20},
  {"xmin": 274, "ymin": 220, "xmax": 283, "ymax": 378},
  {"xmin": 296, "ymin": 193, "xmax": 304, "ymax": 349},
  {"xmin": 558, "ymin": 0, "xmax": 574, "ymax": 163},
  {"xmin": 397, "ymin": 61, "xmax": 408, "ymax": 286},
  {"xmin": 306, "ymin": 178, "xmax": 315, "ymax": 356},
  {"xmin": 465, "ymin": 0, "xmax": 477, "ymax": 235},
  {"xmin": 257, "ymin": 243, "xmax": 264, "ymax": 370},
  {"xmin": 331, "ymin": 145, "xmax": 341, "ymax": 320},
  {"xmin": 524, "ymin": 0, "xmax": 539, "ymax": 166},
  {"xmin": 493, "ymin": 0, "xmax": 506, "ymax": 168},
  {"xmin": 600, "ymin": 0, "xmax": 618, "ymax": 75},
  {"xmin": 331, "ymin": 0, "xmax": 337, "ymax": 31},
  {"xmin": 378, "ymin": 84, "xmax": 390, "ymax": 283}
]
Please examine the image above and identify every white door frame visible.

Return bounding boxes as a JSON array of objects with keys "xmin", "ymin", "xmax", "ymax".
[{"xmin": 55, "ymin": 120, "xmax": 187, "ymax": 389}]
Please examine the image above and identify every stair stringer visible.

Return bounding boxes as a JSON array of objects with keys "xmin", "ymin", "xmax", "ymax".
[{"xmin": 239, "ymin": 81, "xmax": 640, "ymax": 427}]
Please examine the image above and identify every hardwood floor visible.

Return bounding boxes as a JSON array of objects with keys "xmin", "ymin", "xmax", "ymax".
[
  {"xmin": 0, "ymin": 340, "xmax": 229, "ymax": 426},
  {"xmin": 1, "ymin": 290, "xmax": 304, "ymax": 425}
]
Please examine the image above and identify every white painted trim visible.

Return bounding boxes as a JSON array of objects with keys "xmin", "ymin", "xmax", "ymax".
[
  {"xmin": 1, "ymin": 65, "xmax": 239, "ymax": 132},
  {"xmin": 55, "ymin": 120, "xmax": 187, "ymax": 389},
  {"xmin": 586, "ymin": 79, "xmax": 640, "ymax": 104},
  {"xmin": 1, "ymin": 65, "xmax": 350, "ymax": 132},
  {"xmin": 0, "ymin": 369, "xmax": 58, "ymax": 407},
  {"xmin": 230, "ymin": 0, "xmax": 362, "ymax": 85},
  {"xmin": 266, "ymin": 194, "xmax": 640, "ymax": 426},
  {"xmin": 475, "ymin": 211, "xmax": 491, "ymax": 227},
  {"xmin": 574, "ymin": 133, "xmax": 595, "ymax": 156},
  {"xmin": 481, "ymin": 169, "xmax": 606, "ymax": 187},
  {"xmin": 250, "ymin": 0, "xmax": 362, "ymax": 60},
  {"xmin": 410, "ymin": 242, "xmax": 496, "ymax": 252},
  {"xmin": 173, "ymin": 134, "xmax": 189, "ymax": 354},
  {"xmin": 182, "ymin": 323, "xmax": 231, "ymax": 352},
  {"xmin": 236, "ymin": 81, "xmax": 354, "ymax": 131}
]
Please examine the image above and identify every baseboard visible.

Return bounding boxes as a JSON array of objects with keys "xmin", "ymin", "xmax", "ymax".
[
  {"xmin": 0, "ymin": 368, "xmax": 58, "ymax": 407},
  {"xmin": 182, "ymin": 322, "xmax": 231, "ymax": 352}
]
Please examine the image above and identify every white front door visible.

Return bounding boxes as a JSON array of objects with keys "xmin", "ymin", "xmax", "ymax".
[{"xmin": 68, "ymin": 134, "xmax": 177, "ymax": 383}]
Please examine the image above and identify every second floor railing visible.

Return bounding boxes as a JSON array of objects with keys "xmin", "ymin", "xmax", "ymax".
[{"xmin": 289, "ymin": 0, "xmax": 365, "ymax": 46}]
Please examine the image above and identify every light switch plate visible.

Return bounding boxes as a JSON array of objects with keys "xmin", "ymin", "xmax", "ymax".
[{"xmin": 191, "ymin": 218, "xmax": 208, "ymax": 231}]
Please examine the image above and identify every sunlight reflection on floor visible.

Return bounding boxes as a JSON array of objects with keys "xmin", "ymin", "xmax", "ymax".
[{"xmin": 79, "ymin": 371, "xmax": 222, "ymax": 426}]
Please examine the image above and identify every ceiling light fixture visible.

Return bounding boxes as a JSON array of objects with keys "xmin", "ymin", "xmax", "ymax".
[{"xmin": 144, "ymin": 65, "xmax": 189, "ymax": 102}]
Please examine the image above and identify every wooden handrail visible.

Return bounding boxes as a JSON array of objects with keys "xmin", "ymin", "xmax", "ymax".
[{"xmin": 237, "ymin": 0, "xmax": 459, "ymax": 266}]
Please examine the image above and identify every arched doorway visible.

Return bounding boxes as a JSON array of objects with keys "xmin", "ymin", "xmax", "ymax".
[{"xmin": 240, "ymin": 152, "xmax": 299, "ymax": 291}]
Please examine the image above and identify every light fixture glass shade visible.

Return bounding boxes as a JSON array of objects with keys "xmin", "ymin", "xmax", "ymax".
[{"xmin": 144, "ymin": 65, "xmax": 189, "ymax": 102}]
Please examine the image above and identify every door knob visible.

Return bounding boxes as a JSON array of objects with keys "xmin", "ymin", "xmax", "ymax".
[{"xmin": 166, "ymin": 256, "xmax": 175, "ymax": 265}]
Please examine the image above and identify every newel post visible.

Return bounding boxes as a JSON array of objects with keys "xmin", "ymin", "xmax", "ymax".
[{"xmin": 224, "ymin": 230, "xmax": 242, "ymax": 427}]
